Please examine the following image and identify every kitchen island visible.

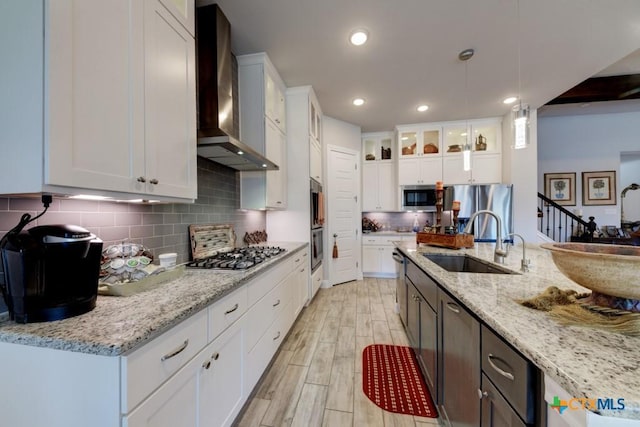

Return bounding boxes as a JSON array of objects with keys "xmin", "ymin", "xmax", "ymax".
[
  {"xmin": 0, "ymin": 242, "xmax": 308, "ymax": 427},
  {"xmin": 395, "ymin": 240, "xmax": 640, "ymax": 425}
]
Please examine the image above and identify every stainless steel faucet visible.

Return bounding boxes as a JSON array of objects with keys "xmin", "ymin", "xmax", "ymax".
[
  {"xmin": 508, "ymin": 233, "xmax": 530, "ymax": 272},
  {"xmin": 463, "ymin": 210, "xmax": 508, "ymax": 264}
]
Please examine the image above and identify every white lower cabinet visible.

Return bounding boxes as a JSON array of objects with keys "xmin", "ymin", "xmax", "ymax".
[
  {"xmin": 362, "ymin": 234, "xmax": 413, "ymax": 277},
  {"xmin": 311, "ymin": 267, "xmax": 323, "ymax": 298},
  {"xmin": 0, "ymin": 248, "xmax": 308, "ymax": 427},
  {"xmin": 125, "ymin": 318, "xmax": 244, "ymax": 427}
]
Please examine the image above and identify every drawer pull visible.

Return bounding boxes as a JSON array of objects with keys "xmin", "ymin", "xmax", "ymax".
[
  {"xmin": 295, "ymin": 258, "xmax": 301, "ymax": 262},
  {"xmin": 203, "ymin": 360, "xmax": 211, "ymax": 370},
  {"xmin": 273, "ymin": 331, "xmax": 281, "ymax": 341},
  {"xmin": 224, "ymin": 303, "xmax": 239, "ymax": 315},
  {"xmin": 212, "ymin": 352, "xmax": 219, "ymax": 361},
  {"xmin": 161, "ymin": 339, "xmax": 189, "ymax": 361},
  {"xmin": 273, "ymin": 299, "xmax": 281, "ymax": 307},
  {"xmin": 487, "ymin": 354, "xmax": 515, "ymax": 381},
  {"xmin": 446, "ymin": 302, "xmax": 460, "ymax": 314}
]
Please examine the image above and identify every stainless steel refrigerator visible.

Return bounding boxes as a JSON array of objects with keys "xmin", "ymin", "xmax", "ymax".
[{"xmin": 445, "ymin": 184, "xmax": 513, "ymax": 242}]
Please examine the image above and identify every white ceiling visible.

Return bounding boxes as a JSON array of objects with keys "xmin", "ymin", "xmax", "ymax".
[{"xmin": 202, "ymin": 0, "xmax": 640, "ymax": 132}]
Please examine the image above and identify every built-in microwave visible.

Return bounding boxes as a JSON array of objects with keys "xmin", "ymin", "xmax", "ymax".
[{"xmin": 401, "ymin": 185, "xmax": 443, "ymax": 211}]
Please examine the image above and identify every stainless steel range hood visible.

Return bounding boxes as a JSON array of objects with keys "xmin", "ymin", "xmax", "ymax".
[
  {"xmin": 197, "ymin": 135, "xmax": 278, "ymax": 171},
  {"xmin": 195, "ymin": 4, "xmax": 278, "ymax": 171}
]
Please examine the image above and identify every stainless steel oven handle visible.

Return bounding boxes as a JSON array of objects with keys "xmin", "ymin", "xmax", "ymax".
[{"xmin": 392, "ymin": 252, "xmax": 404, "ymax": 264}]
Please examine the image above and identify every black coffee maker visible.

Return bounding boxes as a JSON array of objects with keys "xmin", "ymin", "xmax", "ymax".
[{"xmin": 0, "ymin": 224, "xmax": 103, "ymax": 323}]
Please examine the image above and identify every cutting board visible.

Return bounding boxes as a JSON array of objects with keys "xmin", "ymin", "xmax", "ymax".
[{"xmin": 189, "ymin": 224, "xmax": 236, "ymax": 260}]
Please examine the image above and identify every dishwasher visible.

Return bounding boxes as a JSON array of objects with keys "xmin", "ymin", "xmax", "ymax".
[{"xmin": 392, "ymin": 250, "xmax": 407, "ymax": 327}]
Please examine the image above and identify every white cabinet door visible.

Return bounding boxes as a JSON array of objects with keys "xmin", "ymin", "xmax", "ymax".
[
  {"xmin": 144, "ymin": 0, "xmax": 197, "ymax": 199},
  {"xmin": 362, "ymin": 163, "xmax": 379, "ymax": 211},
  {"xmin": 199, "ymin": 319, "xmax": 245, "ymax": 427},
  {"xmin": 310, "ymin": 138, "xmax": 323, "ymax": 184},
  {"xmin": 124, "ymin": 354, "xmax": 199, "ymax": 427},
  {"xmin": 46, "ymin": 0, "xmax": 196, "ymax": 201},
  {"xmin": 47, "ymin": 0, "xmax": 144, "ymax": 194},
  {"xmin": 469, "ymin": 153, "xmax": 502, "ymax": 184},
  {"xmin": 398, "ymin": 158, "xmax": 442, "ymax": 186},
  {"xmin": 363, "ymin": 162, "xmax": 396, "ymax": 211},
  {"xmin": 265, "ymin": 119, "xmax": 286, "ymax": 208},
  {"xmin": 442, "ymin": 156, "xmax": 471, "ymax": 184},
  {"xmin": 265, "ymin": 68, "xmax": 286, "ymax": 133},
  {"xmin": 377, "ymin": 162, "xmax": 396, "ymax": 210},
  {"xmin": 379, "ymin": 246, "xmax": 397, "ymax": 274},
  {"xmin": 158, "ymin": 0, "xmax": 195, "ymax": 36},
  {"xmin": 398, "ymin": 159, "xmax": 421, "ymax": 186},
  {"xmin": 362, "ymin": 246, "xmax": 380, "ymax": 273}
]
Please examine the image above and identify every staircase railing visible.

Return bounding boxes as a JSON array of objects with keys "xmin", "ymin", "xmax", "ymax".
[{"xmin": 537, "ymin": 193, "xmax": 596, "ymax": 242}]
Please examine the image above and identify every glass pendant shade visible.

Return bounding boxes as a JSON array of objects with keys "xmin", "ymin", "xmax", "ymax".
[
  {"xmin": 512, "ymin": 103, "xmax": 530, "ymax": 149},
  {"xmin": 462, "ymin": 139, "xmax": 472, "ymax": 171}
]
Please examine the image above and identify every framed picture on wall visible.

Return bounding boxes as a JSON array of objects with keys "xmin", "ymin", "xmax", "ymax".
[
  {"xmin": 544, "ymin": 172, "xmax": 576, "ymax": 206},
  {"xmin": 582, "ymin": 171, "xmax": 616, "ymax": 205}
]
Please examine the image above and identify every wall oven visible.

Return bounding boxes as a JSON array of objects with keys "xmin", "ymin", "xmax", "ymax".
[
  {"xmin": 311, "ymin": 228, "xmax": 323, "ymax": 272},
  {"xmin": 311, "ymin": 179, "xmax": 323, "ymax": 229}
]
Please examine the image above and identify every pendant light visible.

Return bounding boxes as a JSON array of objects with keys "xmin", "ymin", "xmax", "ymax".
[
  {"xmin": 512, "ymin": 0, "xmax": 529, "ymax": 149},
  {"xmin": 459, "ymin": 48, "xmax": 474, "ymax": 172}
]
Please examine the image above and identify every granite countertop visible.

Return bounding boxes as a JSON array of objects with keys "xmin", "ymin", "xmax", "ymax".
[
  {"xmin": 0, "ymin": 242, "xmax": 307, "ymax": 357},
  {"xmin": 395, "ymin": 241, "xmax": 640, "ymax": 421}
]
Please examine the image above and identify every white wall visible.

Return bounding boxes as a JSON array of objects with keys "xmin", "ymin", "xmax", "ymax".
[{"xmin": 538, "ymin": 110, "xmax": 640, "ymax": 228}]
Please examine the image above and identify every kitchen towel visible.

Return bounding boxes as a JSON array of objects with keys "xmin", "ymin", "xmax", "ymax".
[
  {"xmin": 317, "ymin": 192, "xmax": 325, "ymax": 226},
  {"xmin": 362, "ymin": 344, "xmax": 437, "ymax": 418}
]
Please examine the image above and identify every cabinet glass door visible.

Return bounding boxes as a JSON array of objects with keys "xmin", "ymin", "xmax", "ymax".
[
  {"xmin": 363, "ymin": 138, "xmax": 377, "ymax": 162},
  {"xmin": 380, "ymin": 137, "xmax": 393, "ymax": 161},
  {"xmin": 443, "ymin": 124, "xmax": 468, "ymax": 155},
  {"xmin": 422, "ymin": 129, "xmax": 440, "ymax": 156},
  {"xmin": 471, "ymin": 122, "xmax": 498, "ymax": 153},
  {"xmin": 400, "ymin": 131, "xmax": 418, "ymax": 158}
]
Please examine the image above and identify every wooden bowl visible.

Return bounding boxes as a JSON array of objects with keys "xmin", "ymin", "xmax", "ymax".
[{"xmin": 540, "ymin": 242, "xmax": 640, "ymax": 299}]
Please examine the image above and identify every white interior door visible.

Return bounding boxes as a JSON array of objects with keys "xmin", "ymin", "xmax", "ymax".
[{"xmin": 327, "ymin": 145, "xmax": 360, "ymax": 285}]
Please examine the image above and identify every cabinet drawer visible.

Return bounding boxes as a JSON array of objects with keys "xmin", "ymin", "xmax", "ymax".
[
  {"xmin": 406, "ymin": 260, "xmax": 438, "ymax": 310},
  {"xmin": 247, "ymin": 256, "xmax": 294, "ymax": 306},
  {"xmin": 245, "ymin": 274, "xmax": 292, "ymax": 351},
  {"xmin": 481, "ymin": 373, "xmax": 526, "ymax": 427},
  {"xmin": 208, "ymin": 285, "xmax": 248, "ymax": 341},
  {"xmin": 362, "ymin": 235, "xmax": 402, "ymax": 246},
  {"xmin": 122, "ymin": 309, "xmax": 208, "ymax": 413},
  {"xmin": 245, "ymin": 301, "xmax": 292, "ymax": 393},
  {"xmin": 481, "ymin": 325, "xmax": 535, "ymax": 424}
]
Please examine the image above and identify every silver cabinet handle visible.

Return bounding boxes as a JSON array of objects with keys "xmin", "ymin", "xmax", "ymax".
[
  {"xmin": 273, "ymin": 299, "xmax": 281, "ymax": 307},
  {"xmin": 161, "ymin": 339, "xmax": 189, "ymax": 361},
  {"xmin": 300, "ymin": 268, "xmax": 305, "ymax": 273},
  {"xmin": 446, "ymin": 302, "xmax": 460, "ymax": 313},
  {"xmin": 203, "ymin": 359, "xmax": 211, "ymax": 370},
  {"xmin": 212, "ymin": 352, "xmax": 219, "ymax": 361},
  {"xmin": 477, "ymin": 389, "xmax": 489, "ymax": 399},
  {"xmin": 224, "ymin": 303, "xmax": 239, "ymax": 315},
  {"xmin": 295, "ymin": 258, "xmax": 301, "ymax": 262},
  {"xmin": 149, "ymin": 178, "xmax": 159, "ymax": 185},
  {"xmin": 273, "ymin": 331, "xmax": 281, "ymax": 340},
  {"xmin": 487, "ymin": 354, "xmax": 515, "ymax": 381},
  {"xmin": 137, "ymin": 176, "xmax": 146, "ymax": 183}
]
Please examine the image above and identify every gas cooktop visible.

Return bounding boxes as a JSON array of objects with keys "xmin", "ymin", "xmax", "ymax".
[{"xmin": 186, "ymin": 246, "xmax": 286, "ymax": 270}]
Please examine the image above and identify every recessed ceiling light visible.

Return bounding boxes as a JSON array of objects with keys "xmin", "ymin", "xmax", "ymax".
[
  {"xmin": 417, "ymin": 105, "xmax": 429, "ymax": 112},
  {"xmin": 353, "ymin": 98, "xmax": 365, "ymax": 106},
  {"xmin": 349, "ymin": 29, "xmax": 368, "ymax": 46},
  {"xmin": 503, "ymin": 97, "xmax": 518, "ymax": 104}
]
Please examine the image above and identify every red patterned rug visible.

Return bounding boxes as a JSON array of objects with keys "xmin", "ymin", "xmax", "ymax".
[{"xmin": 362, "ymin": 344, "xmax": 437, "ymax": 418}]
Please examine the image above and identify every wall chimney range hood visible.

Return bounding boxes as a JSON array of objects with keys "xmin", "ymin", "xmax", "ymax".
[{"xmin": 196, "ymin": 4, "xmax": 278, "ymax": 171}]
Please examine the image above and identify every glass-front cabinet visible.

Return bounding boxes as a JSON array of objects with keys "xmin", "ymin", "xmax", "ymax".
[
  {"xmin": 363, "ymin": 133, "xmax": 393, "ymax": 162},
  {"xmin": 442, "ymin": 118, "xmax": 502, "ymax": 185},
  {"xmin": 398, "ymin": 126, "xmax": 441, "ymax": 159}
]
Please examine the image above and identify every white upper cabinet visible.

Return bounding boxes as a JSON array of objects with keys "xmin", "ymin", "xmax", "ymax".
[
  {"xmin": 362, "ymin": 132, "xmax": 396, "ymax": 211},
  {"xmin": 0, "ymin": 0, "xmax": 197, "ymax": 201},
  {"xmin": 158, "ymin": 0, "xmax": 195, "ymax": 36},
  {"xmin": 238, "ymin": 53, "xmax": 288, "ymax": 209},
  {"xmin": 396, "ymin": 125, "xmax": 443, "ymax": 186},
  {"xmin": 396, "ymin": 119, "xmax": 502, "ymax": 186},
  {"xmin": 442, "ymin": 118, "xmax": 502, "ymax": 185}
]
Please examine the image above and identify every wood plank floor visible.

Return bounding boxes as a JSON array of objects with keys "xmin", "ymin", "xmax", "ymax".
[{"xmin": 234, "ymin": 278, "xmax": 441, "ymax": 427}]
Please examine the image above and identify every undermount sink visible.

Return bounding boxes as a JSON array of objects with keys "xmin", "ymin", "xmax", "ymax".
[{"xmin": 422, "ymin": 254, "xmax": 518, "ymax": 275}]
